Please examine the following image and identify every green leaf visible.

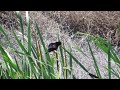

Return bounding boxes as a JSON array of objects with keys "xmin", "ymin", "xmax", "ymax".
[
  {"xmin": 87, "ymin": 38, "xmax": 102, "ymax": 78},
  {"xmin": 35, "ymin": 22, "xmax": 55, "ymax": 79},
  {"xmin": 62, "ymin": 47, "xmax": 89, "ymax": 74},
  {"xmin": 0, "ymin": 44, "xmax": 17, "ymax": 71}
]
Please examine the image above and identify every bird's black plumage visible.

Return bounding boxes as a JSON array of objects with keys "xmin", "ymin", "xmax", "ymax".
[{"xmin": 48, "ymin": 41, "xmax": 61, "ymax": 52}]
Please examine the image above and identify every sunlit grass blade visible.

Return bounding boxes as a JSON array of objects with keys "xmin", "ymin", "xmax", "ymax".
[
  {"xmin": 89, "ymin": 35, "xmax": 120, "ymax": 64},
  {"xmin": 0, "ymin": 44, "xmax": 17, "ymax": 71},
  {"xmin": 59, "ymin": 41, "xmax": 65, "ymax": 78},
  {"xmin": 69, "ymin": 46, "xmax": 73, "ymax": 79},
  {"xmin": 0, "ymin": 25, "xmax": 9, "ymax": 41},
  {"xmin": 26, "ymin": 62, "xmax": 30, "ymax": 79},
  {"xmin": 31, "ymin": 44, "xmax": 38, "ymax": 59},
  {"xmin": 9, "ymin": 65, "xmax": 16, "ymax": 78},
  {"xmin": 26, "ymin": 11, "xmax": 32, "ymax": 55},
  {"xmin": 67, "ymin": 67, "xmax": 76, "ymax": 79},
  {"xmin": 63, "ymin": 42, "xmax": 68, "ymax": 79},
  {"xmin": 13, "ymin": 30, "xmax": 38, "ymax": 73},
  {"xmin": 12, "ymin": 30, "xmax": 28, "ymax": 54},
  {"xmin": 87, "ymin": 38, "xmax": 102, "ymax": 78},
  {"xmin": 14, "ymin": 55, "xmax": 23, "ymax": 76},
  {"xmin": 31, "ymin": 44, "xmax": 43, "ymax": 75},
  {"xmin": 104, "ymin": 66, "xmax": 120, "ymax": 79},
  {"xmin": 31, "ymin": 29, "xmax": 45, "ymax": 77},
  {"xmin": 108, "ymin": 38, "xmax": 111, "ymax": 79},
  {"xmin": 62, "ymin": 47, "xmax": 89, "ymax": 74},
  {"xmin": 110, "ymin": 48, "xmax": 120, "ymax": 64},
  {"xmin": 35, "ymin": 22, "xmax": 48, "ymax": 55},
  {"xmin": 21, "ymin": 60, "xmax": 30, "ymax": 79},
  {"xmin": 35, "ymin": 22, "xmax": 55, "ymax": 79},
  {"xmin": 75, "ymin": 46, "xmax": 90, "ymax": 59},
  {"xmin": 15, "ymin": 11, "xmax": 24, "ymax": 42},
  {"xmin": 57, "ymin": 34, "xmax": 65, "ymax": 78}
]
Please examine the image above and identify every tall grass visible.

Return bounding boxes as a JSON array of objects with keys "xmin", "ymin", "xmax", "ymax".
[{"xmin": 0, "ymin": 11, "xmax": 120, "ymax": 79}]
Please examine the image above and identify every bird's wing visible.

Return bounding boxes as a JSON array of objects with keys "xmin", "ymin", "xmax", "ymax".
[{"xmin": 48, "ymin": 43, "xmax": 56, "ymax": 49}]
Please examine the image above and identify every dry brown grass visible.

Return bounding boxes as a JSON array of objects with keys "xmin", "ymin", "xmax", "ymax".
[
  {"xmin": 1, "ymin": 11, "xmax": 120, "ymax": 41},
  {"xmin": 42, "ymin": 11, "xmax": 120, "ymax": 36}
]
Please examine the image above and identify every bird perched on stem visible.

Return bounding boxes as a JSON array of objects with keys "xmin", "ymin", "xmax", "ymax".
[{"xmin": 47, "ymin": 41, "xmax": 61, "ymax": 53}]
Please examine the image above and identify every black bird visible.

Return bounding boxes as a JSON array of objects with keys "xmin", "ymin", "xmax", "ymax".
[{"xmin": 47, "ymin": 41, "xmax": 61, "ymax": 52}]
